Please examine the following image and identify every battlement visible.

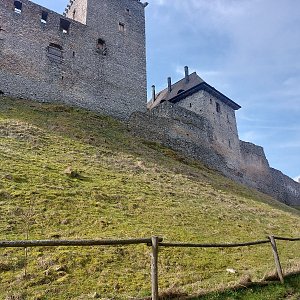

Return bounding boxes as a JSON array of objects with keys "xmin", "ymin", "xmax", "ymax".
[
  {"xmin": 63, "ymin": 0, "xmax": 87, "ymax": 24},
  {"xmin": 63, "ymin": 0, "xmax": 148, "ymax": 16},
  {"xmin": 64, "ymin": 0, "xmax": 75, "ymax": 16},
  {"xmin": 0, "ymin": 0, "xmax": 85, "ymax": 38}
]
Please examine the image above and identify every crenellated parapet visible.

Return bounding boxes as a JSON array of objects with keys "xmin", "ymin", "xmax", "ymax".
[
  {"xmin": 63, "ymin": 0, "xmax": 75, "ymax": 17},
  {"xmin": 64, "ymin": 0, "xmax": 148, "ymax": 17}
]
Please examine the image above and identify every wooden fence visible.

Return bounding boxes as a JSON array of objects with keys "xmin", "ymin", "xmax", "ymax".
[{"xmin": 0, "ymin": 235, "xmax": 299, "ymax": 300}]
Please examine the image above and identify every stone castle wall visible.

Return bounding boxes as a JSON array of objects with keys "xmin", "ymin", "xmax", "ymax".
[
  {"xmin": 177, "ymin": 90, "xmax": 242, "ymax": 170},
  {"xmin": 65, "ymin": 0, "xmax": 88, "ymax": 25},
  {"xmin": 239, "ymin": 141, "xmax": 270, "ymax": 187},
  {"xmin": 129, "ymin": 103, "xmax": 300, "ymax": 206},
  {"xmin": 0, "ymin": 0, "xmax": 147, "ymax": 119},
  {"xmin": 129, "ymin": 102, "xmax": 244, "ymax": 180},
  {"xmin": 239, "ymin": 141, "xmax": 300, "ymax": 205}
]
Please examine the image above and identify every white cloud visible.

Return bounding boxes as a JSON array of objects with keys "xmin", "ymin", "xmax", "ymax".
[
  {"xmin": 277, "ymin": 142, "xmax": 300, "ymax": 149},
  {"xmin": 151, "ymin": 0, "xmax": 167, "ymax": 5}
]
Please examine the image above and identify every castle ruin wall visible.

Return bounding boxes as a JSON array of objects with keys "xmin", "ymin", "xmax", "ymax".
[
  {"xmin": 239, "ymin": 140, "xmax": 300, "ymax": 205},
  {"xmin": 269, "ymin": 168, "xmax": 300, "ymax": 206},
  {"xmin": 128, "ymin": 102, "xmax": 242, "ymax": 180},
  {"xmin": 239, "ymin": 141, "xmax": 270, "ymax": 183},
  {"xmin": 0, "ymin": 0, "xmax": 147, "ymax": 119},
  {"xmin": 129, "ymin": 104, "xmax": 300, "ymax": 206}
]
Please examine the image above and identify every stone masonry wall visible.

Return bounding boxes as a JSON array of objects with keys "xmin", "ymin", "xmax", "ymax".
[
  {"xmin": 129, "ymin": 103, "xmax": 300, "ymax": 206},
  {"xmin": 65, "ymin": 0, "xmax": 88, "ymax": 24},
  {"xmin": 176, "ymin": 90, "xmax": 242, "ymax": 170},
  {"xmin": 269, "ymin": 168, "xmax": 300, "ymax": 206},
  {"xmin": 239, "ymin": 141, "xmax": 300, "ymax": 205},
  {"xmin": 239, "ymin": 141, "xmax": 270, "ymax": 186},
  {"xmin": 0, "ymin": 0, "xmax": 147, "ymax": 119},
  {"xmin": 129, "ymin": 102, "xmax": 244, "ymax": 181}
]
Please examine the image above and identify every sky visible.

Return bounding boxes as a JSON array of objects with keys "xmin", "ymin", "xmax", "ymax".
[{"xmin": 32, "ymin": 0, "xmax": 300, "ymax": 181}]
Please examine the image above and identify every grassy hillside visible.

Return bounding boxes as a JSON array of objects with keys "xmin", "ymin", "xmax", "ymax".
[
  {"xmin": 0, "ymin": 97, "xmax": 299, "ymax": 300},
  {"xmin": 194, "ymin": 273, "xmax": 300, "ymax": 300}
]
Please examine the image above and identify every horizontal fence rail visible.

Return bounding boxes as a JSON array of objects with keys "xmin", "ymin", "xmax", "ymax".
[
  {"xmin": 0, "ymin": 238, "xmax": 163, "ymax": 248},
  {"xmin": 273, "ymin": 236, "xmax": 300, "ymax": 242},
  {"xmin": 0, "ymin": 235, "xmax": 299, "ymax": 300},
  {"xmin": 159, "ymin": 239, "xmax": 270, "ymax": 248}
]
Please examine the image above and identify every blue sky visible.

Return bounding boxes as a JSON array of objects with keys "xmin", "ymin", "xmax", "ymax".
[{"xmin": 33, "ymin": 0, "xmax": 300, "ymax": 181}]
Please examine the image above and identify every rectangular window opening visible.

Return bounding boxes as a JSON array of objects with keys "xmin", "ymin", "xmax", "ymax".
[
  {"xmin": 97, "ymin": 38, "xmax": 107, "ymax": 55},
  {"xmin": 60, "ymin": 18, "xmax": 71, "ymax": 34},
  {"xmin": 119, "ymin": 22, "xmax": 125, "ymax": 32},
  {"xmin": 41, "ymin": 11, "xmax": 48, "ymax": 24},
  {"xmin": 47, "ymin": 43, "xmax": 63, "ymax": 63},
  {"xmin": 14, "ymin": 1, "xmax": 22, "ymax": 14},
  {"xmin": 216, "ymin": 102, "xmax": 221, "ymax": 113}
]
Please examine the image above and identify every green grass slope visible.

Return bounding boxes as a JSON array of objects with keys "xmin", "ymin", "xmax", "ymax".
[
  {"xmin": 193, "ymin": 273, "xmax": 300, "ymax": 300},
  {"xmin": 0, "ymin": 97, "xmax": 299, "ymax": 300}
]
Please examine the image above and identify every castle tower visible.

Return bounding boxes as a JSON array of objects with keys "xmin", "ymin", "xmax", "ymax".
[
  {"xmin": 148, "ymin": 67, "xmax": 243, "ymax": 170},
  {"xmin": 0, "ymin": 0, "xmax": 147, "ymax": 119},
  {"xmin": 64, "ymin": 0, "xmax": 148, "ymax": 118}
]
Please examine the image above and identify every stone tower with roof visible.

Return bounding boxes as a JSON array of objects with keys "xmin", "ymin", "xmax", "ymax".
[
  {"xmin": 0, "ymin": 0, "xmax": 148, "ymax": 119},
  {"xmin": 148, "ymin": 66, "xmax": 242, "ymax": 170}
]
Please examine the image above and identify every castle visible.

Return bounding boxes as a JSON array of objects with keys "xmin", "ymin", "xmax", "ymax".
[
  {"xmin": 0, "ymin": 0, "xmax": 299, "ymax": 206},
  {"xmin": 129, "ymin": 67, "xmax": 300, "ymax": 207},
  {"xmin": 0, "ymin": 0, "xmax": 147, "ymax": 119}
]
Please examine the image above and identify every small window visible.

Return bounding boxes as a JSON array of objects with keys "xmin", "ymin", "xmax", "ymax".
[
  {"xmin": 41, "ymin": 11, "xmax": 48, "ymax": 24},
  {"xmin": 0, "ymin": 90, "xmax": 4, "ymax": 95},
  {"xmin": 126, "ymin": 8, "xmax": 130, "ymax": 14},
  {"xmin": 14, "ymin": 1, "xmax": 22, "ymax": 14},
  {"xmin": 72, "ymin": 51, "xmax": 75, "ymax": 57},
  {"xmin": 210, "ymin": 99, "xmax": 212, "ymax": 104},
  {"xmin": 49, "ymin": 42, "xmax": 63, "ymax": 50},
  {"xmin": 216, "ymin": 102, "xmax": 221, "ymax": 113},
  {"xmin": 47, "ymin": 43, "xmax": 63, "ymax": 63},
  {"xmin": 119, "ymin": 22, "xmax": 125, "ymax": 32},
  {"xmin": 189, "ymin": 103, "xmax": 192, "ymax": 108},
  {"xmin": 72, "ymin": 9, "xmax": 76, "ymax": 20},
  {"xmin": 0, "ymin": 26, "xmax": 5, "ymax": 39},
  {"xmin": 60, "ymin": 19, "xmax": 71, "ymax": 34},
  {"xmin": 229, "ymin": 140, "xmax": 231, "ymax": 148},
  {"xmin": 97, "ymin": 38, "xmax": 107, "ymax": 55}
]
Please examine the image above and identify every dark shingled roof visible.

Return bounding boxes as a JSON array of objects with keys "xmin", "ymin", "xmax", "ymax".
[{"xmin": 148, "ymin": 72, "xmax": 241, "ymax": 111}]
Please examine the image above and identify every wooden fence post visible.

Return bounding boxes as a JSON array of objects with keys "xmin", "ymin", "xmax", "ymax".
[
  {"xmin": 269, "ymin": 235, "xmax": 284, "ymax": 284},
  {"xmin": 151, "ymin": 236, "xmax": 159, "ymax": 300}
]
